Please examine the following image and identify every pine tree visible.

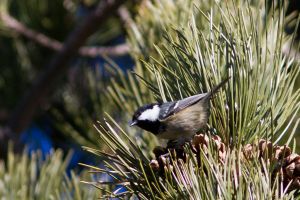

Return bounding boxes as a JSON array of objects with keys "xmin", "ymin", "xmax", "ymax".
[{"xmin": 83, "ymin": 0, "xmax": 300, "ymax": 199}]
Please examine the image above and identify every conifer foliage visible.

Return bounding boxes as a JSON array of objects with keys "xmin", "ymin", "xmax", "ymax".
[{"xmin": 84, "ymin": 0, "xmax": 300, "ymax": 199}]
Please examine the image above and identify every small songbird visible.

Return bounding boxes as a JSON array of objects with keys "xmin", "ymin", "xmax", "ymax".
[{"xmin": 129, "ymin": 78, "xmax": 229, "ymax": 142}]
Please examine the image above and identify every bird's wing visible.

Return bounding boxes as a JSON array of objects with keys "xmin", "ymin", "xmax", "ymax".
[
  {"xmin": 158, "ymin": 77, "xmax": 230, "ymax": 120},
  {"xmin": 158, "ymin": 93, "xmax": 207, "ymax": 120}
]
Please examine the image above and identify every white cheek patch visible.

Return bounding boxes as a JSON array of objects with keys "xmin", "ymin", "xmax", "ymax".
[{"xmin": 138, "ymin": 105, "xmax": 160, "ymax": 121}]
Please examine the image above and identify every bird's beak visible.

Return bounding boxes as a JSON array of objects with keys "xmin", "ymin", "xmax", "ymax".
[{"xmin": 129, "ymin": 120, "xmax": 138, "ymax": 126}]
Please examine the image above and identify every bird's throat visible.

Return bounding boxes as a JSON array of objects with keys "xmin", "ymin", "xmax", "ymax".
[{"xmin": 137, "ymin": 120, "xmax": 162, "ymax": 135}]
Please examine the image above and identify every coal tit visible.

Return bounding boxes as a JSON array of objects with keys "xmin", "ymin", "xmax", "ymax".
[{"xmin": 129, "ymin": 78, "xmax": 229, "ymax": 141}]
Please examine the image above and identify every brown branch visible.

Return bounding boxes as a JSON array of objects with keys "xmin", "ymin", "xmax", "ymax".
[
  {"xmin": 282, "ymin": 40, "xmax": 300, "ymax": 62},
  {"xmin": 0, "ymin": 12, "xmax": 129, "ymax": 57},
  {"xmin": 6, "ymin": 0, "xmax": 128, "ymax": 142},
  {"xmin": 79, "ymin": 43, "xmax": 129, "ymax": 57},
  {"xmin": 118, "ymin": 6, "xmax": 134, "ymax": 28}
]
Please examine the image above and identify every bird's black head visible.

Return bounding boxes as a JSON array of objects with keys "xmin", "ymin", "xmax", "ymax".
[{"xmin": 130, "ymin": 103, "xmax": 162, "ymax": 135}]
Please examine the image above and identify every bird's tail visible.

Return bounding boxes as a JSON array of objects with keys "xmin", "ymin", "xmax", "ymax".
[{"xmin": 205, "ymin": 76, "xmax": 231, "ymax": 99}]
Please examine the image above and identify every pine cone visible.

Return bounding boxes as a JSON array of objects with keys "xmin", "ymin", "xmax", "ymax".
[{"xmin": 149, "ymin": 135, "xmax": 300, "ymax": 193}]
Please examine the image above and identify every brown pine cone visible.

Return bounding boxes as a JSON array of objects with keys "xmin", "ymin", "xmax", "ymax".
[{"xmin": 148, "ymin": 134, "xmax": 300, "ymax": 193}]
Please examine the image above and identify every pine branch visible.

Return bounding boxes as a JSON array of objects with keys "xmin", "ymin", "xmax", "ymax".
[
  {"xmin": 4, "ymin": 0, "xmax": 128, "ymax": 148},
  {"xmin": 0, "ymin": 13, "xmax": 129, "ymax": 57},
  {"xmin": 118, "ymin": 6, "xmax": 134, "ymax": 28}
]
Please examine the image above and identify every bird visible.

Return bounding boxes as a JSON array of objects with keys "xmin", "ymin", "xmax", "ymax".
[{"xmin": 129, "ymin": 78, "xmax": 230, "ymax": 143}]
